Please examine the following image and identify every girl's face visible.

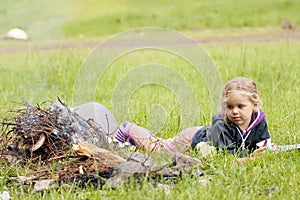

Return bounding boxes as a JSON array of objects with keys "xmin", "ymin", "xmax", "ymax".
[{"xmin": 225, "ymin": 91, "xmax": 258, "ymax": 130}]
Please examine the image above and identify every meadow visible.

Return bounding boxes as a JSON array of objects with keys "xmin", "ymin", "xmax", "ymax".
[{"xmin": 0, "ymin": 0, "xmax": 299, "ymax": 199}]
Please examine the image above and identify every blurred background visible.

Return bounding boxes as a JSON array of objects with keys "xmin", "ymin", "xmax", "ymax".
[{"xmin": 0, "ymin": 0, "xmax": 299, "ymax": 41}]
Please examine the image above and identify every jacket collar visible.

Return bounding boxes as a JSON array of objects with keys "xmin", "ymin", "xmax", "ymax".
[
  {"xmin": 247, "ymin": 109, "xmax": 265, "ymax": 131},
  {"xmin": 237, "ymin": 109, "xmax": 265, "ymax": 138}
]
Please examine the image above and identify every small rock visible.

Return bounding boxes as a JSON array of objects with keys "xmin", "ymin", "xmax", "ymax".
[
  {"xmin": 280, "ymin": 20, "xmax": 296, "ymax": 30},
  {"xmin": 265, "ymin": 185, "xmax": 281, "ymax": 196},
  {"xmin": 0, "ymin": 191, "xmax": 11, "ymax": 200},
  {"xmin": 33, "ymin": 179, "xmax": 55, "ymax": 193},
  {"xmin": 5, "ymin": 28, "xmax": 28, "ymax": 40}
]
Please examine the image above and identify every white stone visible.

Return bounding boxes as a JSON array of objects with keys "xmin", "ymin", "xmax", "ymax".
[
  {"xmin": 0, "ymin": 191, "xmax": 11, "ymax": 200},
  {"xmin": 5, "ymin": 28, "xmax": 28, "ymax": 40}
]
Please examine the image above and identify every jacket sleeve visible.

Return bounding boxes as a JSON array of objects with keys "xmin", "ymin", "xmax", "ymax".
[
  {"xmin": 257, "ymin": 119, "xmax": 271, "ymax": 142},
  {"xmin": 252, "ymin": 119, "xmax": 271, "ymax": 149},
  {"xmin": 191, "ymin": 126, "xmax": 208, "ymax": 149},
  {"xmin": 207, "ymin": 119, "xmax": 237, "ymax": 154},
  {"xmin": 191, "ymin": 118, "xmax": 237, "ymax": 153}
]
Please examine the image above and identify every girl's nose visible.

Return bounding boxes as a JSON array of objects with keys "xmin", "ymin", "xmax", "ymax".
[{"xmin": 232, "ymin": 107, "xmax": 238, "ymax": 114}]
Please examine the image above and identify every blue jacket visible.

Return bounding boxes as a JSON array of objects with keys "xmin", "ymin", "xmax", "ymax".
[{"xmin": 191, "ymin": 109, "xmax": 270, "ymax": 156}]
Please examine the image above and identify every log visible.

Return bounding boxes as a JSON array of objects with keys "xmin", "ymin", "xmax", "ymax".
[{"xmin": 72, "ymin": 142, "xmax": 126, "ymax": 167}]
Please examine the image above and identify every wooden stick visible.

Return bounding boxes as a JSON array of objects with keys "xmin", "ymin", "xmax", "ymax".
[{"xmin": 274, "ymin": 144, "xmax": 300, "ymax": 152}]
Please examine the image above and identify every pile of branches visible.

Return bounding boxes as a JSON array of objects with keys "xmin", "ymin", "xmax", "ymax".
[
  {"xmin": 0, "ymin": 99, "xmax": 203, "ymax": 191},
  {"xmin": 0, "ymin": 99, "xmax": 110, "ymax": 163},
  {"xmin": 0, "ymin": 99, "xmax": 117, "ymax": 188},
  {"xmin": 1, "ymin": 101, "xmax": 71, "ymax": 163}
]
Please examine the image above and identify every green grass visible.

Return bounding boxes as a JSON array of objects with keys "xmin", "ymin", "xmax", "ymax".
[
  {"xmin": 0, "ymin": 0, "xmax": 300, "ymax": 199},
  {"xmin": 0, "ymin": 41, "xmax": 299, "ymax": 199},
  {"xmin": 1, "ymin": 0, "xmax": 299, "ymax": 40}
]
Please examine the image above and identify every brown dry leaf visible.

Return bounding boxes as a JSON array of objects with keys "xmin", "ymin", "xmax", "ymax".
[{"xmin": 30, "ymin": 134, "xmax": 46, "ymax": 152}]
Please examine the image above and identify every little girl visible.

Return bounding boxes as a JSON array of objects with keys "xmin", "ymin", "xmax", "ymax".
[{"xmin": 115, "ymin": 77, "xmax": 272, "ymax": 159}]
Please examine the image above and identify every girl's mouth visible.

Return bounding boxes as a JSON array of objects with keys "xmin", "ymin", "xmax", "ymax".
[{"xmin": 233, "ymin": 117, "xmax": 241, "ymax": 121}]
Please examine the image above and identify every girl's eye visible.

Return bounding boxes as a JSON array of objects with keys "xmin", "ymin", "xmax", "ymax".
[
  {"xmin": 238, "ymin": 105, "xmax": 245, "ymax": 109},
  {"xmin": 227, "ymin": 105, "xmax": 233, "ymax": 109}
]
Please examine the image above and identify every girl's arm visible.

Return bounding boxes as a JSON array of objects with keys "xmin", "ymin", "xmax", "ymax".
[
  {"xmin": 207, "ymin": 118, "xmax": 237, "ymax": 154},
  {"xmin": 237, "ymin": 145, "xmax": 276, "ymax": 164}
]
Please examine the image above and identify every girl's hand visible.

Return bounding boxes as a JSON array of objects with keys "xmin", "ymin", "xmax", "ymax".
[
  {"xmin": 252, "ymin": 143, "xmax": 276, "ymax": 156},
  {"xmin": 237, "ymin": 144, "xmax": 276, "ymax": 164},
  {"xmin": 237, "ymin": 157, "xmax": 256, "ymax": 164},
  {"xmin": 237, "ymin": 148, "xmax": 264, "ymax": 164},
  {"xmin": 251, "ymin": 146, "xmax": 267, "ymax": 156}
]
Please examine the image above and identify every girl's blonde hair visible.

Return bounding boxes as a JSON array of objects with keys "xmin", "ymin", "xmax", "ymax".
[{"xmin": 219, "ymin": 77, "xmax": 262, "ymax": 117}]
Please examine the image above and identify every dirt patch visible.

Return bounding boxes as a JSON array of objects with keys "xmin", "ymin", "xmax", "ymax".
[
  {"xmin": 1, "ymin": 31, "xmax": 300, "ymax": 54},
  {"xmin": 196, "ymin": 31, "xmax": 300, "ymax": 44}
]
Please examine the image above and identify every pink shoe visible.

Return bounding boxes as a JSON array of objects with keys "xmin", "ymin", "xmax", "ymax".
[{"xmin": 115, "ymin": 121, "xmax": 129, "ymax": 143}]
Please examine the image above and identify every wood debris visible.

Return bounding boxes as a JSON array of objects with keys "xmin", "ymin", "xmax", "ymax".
[{"xmin": 0, "ymin": 99, "xmax": 203, "ymax": 191}]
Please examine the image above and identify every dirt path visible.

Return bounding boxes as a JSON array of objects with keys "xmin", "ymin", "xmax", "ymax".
[
  {"xmin": 196, "ymin": 31, "xmax": 300, "ymax": 44},
  {"xmin": 1, "ymin": 31, "xmax": 300, "ymax": 54}
]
